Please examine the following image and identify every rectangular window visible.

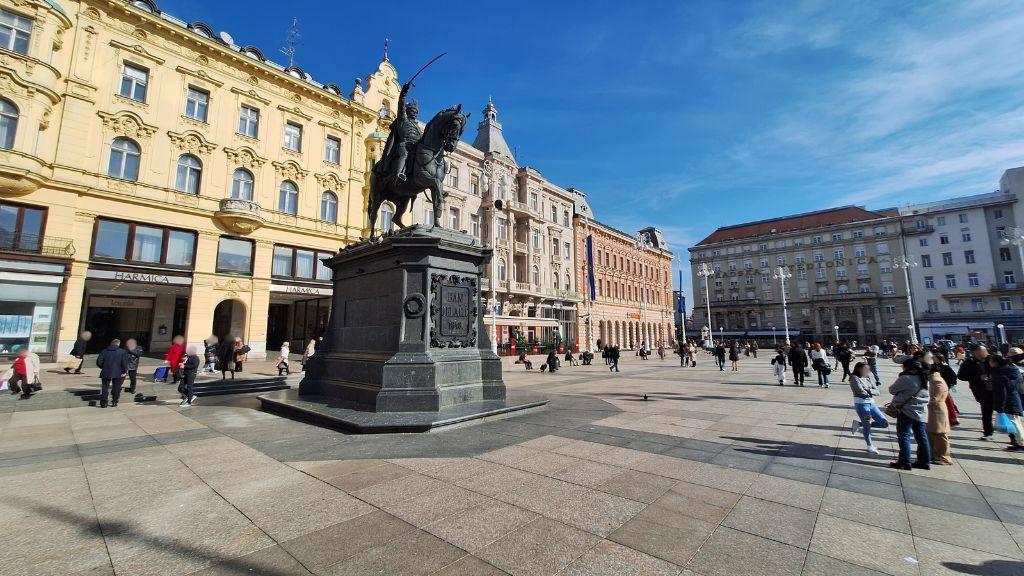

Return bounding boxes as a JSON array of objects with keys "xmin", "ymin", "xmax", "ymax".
[
  {"xmin": 836, "ymin": 268, "xmax": 847, "ymax": 278},
  {"xmin": 964, "ymin": 250, "xmax": 975, "ymax": 264},
  {"xmin": 834, "ymin": 249, "xmax": 844, "ymax": 260},
  {"xmin": 530, "ymin": 192, "xmax": 539, "ymax": 210},
  {"xmin": 272, "ymin": 246, "xmax": 292, "ymax": 276},
  {"xmin": 448, "ymin": 207, "xmax": 459, "ymax": 230},
  {"xmin": 940, "ymin": 234, "xmax": 949, "ymax": 244},
  {"xmin": 777, "ymin": 256, "xmax": 786, "ymax": 266},
  {"xmin": 855, "ymin": 247, "xmax": 866, "ymax": 257},
  {"xmin": 816, "ymin": 268, "xmax": 826, "ymax": 279},
  {"xmin": 831, "ymin": 233, "xmax": 842, "ymax": 241},
  {"xmin": 0, "ymin": 9, "xmax": 32, "ymax": 55},
  {"xmin": 325, "ymin": 136, "xmax": 341, "ymax": 164},
  {"xmin": 449, "ymin": 168, "xmax": 460, "ymax": 188},
  {"xmin": 959, "ymin": 213, "xmax": 968, "ymax": 223},
  {"xmin": 962, "ymin": 231, "xmax": 972, "ymax": 242},
  {"xmin": 880, "ymin": 261, "xmax": 892, "ymax": 274},
  {"xmin": 937, "ymin": 216, "xmax": 946, "ymax": 226},
  {"xmin": 1005, "ymin": 271, "xmax": 1016, "ymax": 285},
  {"xmin": 184, "ymin": 87, "xmax": 209, "ymax": 122},
  {"xmin": 968, "ymin": 272, "xmax": 979, "ymax": 287},
  {"xmin": 946, "ymin": 274, "xmax": 956, "ymax": 288},
  {"xmin": 942, "ymin": 252, "xmax": 953, "ymax": 266},
  {"xmin": 813, "ymin": 252, "xmax": 823, "ymax": 262},
  {"xmin": 284, "ymin": 122, "xmax": 303, "ymax": 152},
  {"xmin": 238, "ymin": 106, "xmax": 259, "ymax": 138},
  {"xmin": 921, "ymin": 254, "xmax": 931, "ymax": 267},
  {"xmin": 0, "ymin": 202, "xmax": 44, "ymax": 253},
  {"xmin": 216, "ymin": 237, "xmax": 254, "ymax": 274},
  {"xmin": 1001, "ymin": 297, "xmax": 1013, "ymax": 311},
  {"xmin": 497, "ymin": 218, "xmax": 507, "ymax": 240},
  {"xmin": 1000, "ymin": 247, "xmax": 1012, "ymax": 261},
  {"xmin": 924, "ymin": 276, "xmax": 935, "ymax": 289},
  {"xmin": 470, "ymin": 214, "xmax": 479, "ymax": 238},
  {"xmin": 950, "ymin": 299, "xmax": 961, "ymax": 313},
  {"xmin": 471, "ymin": 174, "xmax": 480, "ymax": 195},
  {"xmin": 852, "ymin": 230, "xmax": 863, "ymax": 239},
  {"xmin": 564, "ymin": 241, "xmax": 571, "ymax": 260},
  {"xmin": 927, "ymin": 300, "xmax": 939, "ymax": 313},
  {"xmin": 876, "ymin": 243, "xmax": 889, "ymax": 254},
  {"xmin": 972, "ymin": 298, "xmax": 984, "ymax": 312},
  {"xmin": 119, "ymin": 63, "xmax": 149, "ymax": 102},
  {"xmin": 93, "ymin": 219, "xmax": 195, "ymax": 268},
  {"xmin": 812, "ymin": 236, "xmax": 822, "ymax": 244},
  {"xmin": 994, "ymin": 209, "xmax": 1004, "ymax": 219},
  {"xmin": 919, "ymin": 238, "xmax": 928, "ymax": 247},
  {"xmin": 882, "ymin": 283, "xmax": 894, "ymax": 295},
  {"xmin": 886, "ymin": 305, "xmax": 897, "ymax": 314}
]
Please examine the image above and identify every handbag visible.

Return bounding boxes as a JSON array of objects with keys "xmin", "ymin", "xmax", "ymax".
[
  {"xmin": 885, "ymin": 379, "xmax": 925, "ymax": 418},
  {"xmin": 997, "ymin": 413, "xmax": 1015, "ymax": 435}
]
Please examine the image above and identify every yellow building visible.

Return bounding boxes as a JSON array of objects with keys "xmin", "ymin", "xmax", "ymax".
[{"xmin": 0, "ymin": 0, "xmax": 399, "ymax": 360}]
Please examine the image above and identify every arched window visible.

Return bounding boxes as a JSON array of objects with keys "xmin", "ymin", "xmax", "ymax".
[
  {"xmin": 278, "ymin": 180, "xmax": 298, "ymax": 214},
  {"xmin": 231, "ymin": 168, "xmax": 254, "ymax": 200},
  {"xmin": 108, "ymin": 137, "xmax": 140, "ymax": 181},
  {"xmin": 0, "ymin": 99, "xmax": 17, "ymax": 149},
  {"xmin": 565, "ymin": 272, "xmax": 571, "ymax": 291},
  {"xmin": 531, "ymin": 265, "xmax": 540, "ymax": 285},
  {"xmin": 321, "ymin": 191, "xmax": 338, "ymax": 223},
  {"xmin": 497, "ymin": 258, "xmax": 507, "ymax": 281},
  {"xmin": 174, "ymin": 154, "xmax": 202, "ymax": 194},
  {"xmin": 379, "ymin": 203, "xmax": 394, "ymax": 232}
]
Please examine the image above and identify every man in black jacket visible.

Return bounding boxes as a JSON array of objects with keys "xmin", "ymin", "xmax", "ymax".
[
  {"xmin": 788, "ymin": 343, "xmax": 808, "ymax": 387},
  {"xmin": 178, "ymin": 345, "xmax": 201, "ymax": 407},
  {"xmin": 714, "ymin": 343, "xmax": 727, "ymax": 371},
  {"xmin": 124, "ymin": 338, "xmax": 143, "ymax": 394},
  {"xmin": 65, "ymin": 331, "xmax": 91, "ymax": 374},
  {"xmin": 958, "ymin": 345, "xmax": 994, "ymax": 440},
  {"xmin": 96, "ymin": 339, "xmax": 128, "ymax": 408}
]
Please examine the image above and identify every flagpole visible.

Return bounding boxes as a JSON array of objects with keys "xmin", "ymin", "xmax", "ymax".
[
  {"xmin": 678, "ymin": 267, "xmax": 687, "ymax": 344},
  {"xmin": 584, "ymin": 216, "xmax": 595, "ymax": 352}
]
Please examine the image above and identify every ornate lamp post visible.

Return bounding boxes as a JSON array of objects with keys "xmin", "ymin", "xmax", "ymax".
[
  {"xmin": 697, "ymin": 262, "xmax": 715, "ymax": 346},
  {"xmin": 634, "ymin": 232, "xmax": 654, "ymax": 349},
  {"xmin": 772, "ymin": 266, "xmax": 792, "ymax": 346},
  {"xmin": 771, "ymin": 325, "xmax": 777, "ymax": 345},
  {"xmin": 998, "ymin": 323, "xmax": 1007, "ymax": 347},
  {"xmin": 833, "ymin": 324, "xmax": 840, "ymax": 344},
  {"xmin": 892, "ymin": 255, "xmax": 919, "ymax": 345},
  {"xmin": 481, "ymin": 159, "xmax": 510, "ymax": 354}
]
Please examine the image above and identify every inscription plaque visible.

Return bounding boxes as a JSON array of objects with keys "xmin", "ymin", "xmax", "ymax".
[{"xmin": 429, "ymin": 273, "xmax": 478, "ymax": 348}]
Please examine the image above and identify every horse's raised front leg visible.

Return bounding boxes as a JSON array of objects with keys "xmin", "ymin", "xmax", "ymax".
[{"xmin": 392, "ymin": 196, "xmax": 411, "ymax": 229}]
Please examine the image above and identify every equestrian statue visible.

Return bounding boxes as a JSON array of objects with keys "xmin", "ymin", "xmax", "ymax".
[{"xmin": 367, "ymin": 56, "xmax": 469, "ymax": 240}]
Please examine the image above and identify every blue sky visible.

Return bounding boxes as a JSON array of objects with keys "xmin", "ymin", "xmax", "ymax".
[{"xmin": 155, "ymin": 0, "xmax": 1024, "ymax": 303}]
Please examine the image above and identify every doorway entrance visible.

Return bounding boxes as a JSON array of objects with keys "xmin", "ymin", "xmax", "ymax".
[
  {"xmin": 84, "ymin": 296, "xmax": 154, "ymax": 353},
  {"xmin": 267, "ymin": 303, "xmax": 289, "ymax": 351},
  {"xmin": 212, "ymin": 299, "xmax": 247, "ymax": 342}
]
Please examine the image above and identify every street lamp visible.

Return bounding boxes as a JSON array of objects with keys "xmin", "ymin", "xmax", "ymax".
[
  {"xmin": 697, "ymin": 262, "xmax": 715, "ymax": 346},
  {"xmin": 997, "ymin": 323, "xmax": 1006, "ymax": 347},
  {"xmin": 675, "ymin": 255, "xmax": 687, "ymax": 346},
  {"xmin": 771, "ymin": 326, "xmax": 777, "ymax": 345},
  {"xmin": 833, "ymin": 324, "xmax": 840, "ymax": 343},
  {"xmin": 892, "ymin": 255, "xmax": 919, "ymax": 345},
  {"xmin": 634, "ymin": 232, "xmax": 654, "ymax": 350},
  {"xmin": 772, "ymin": 266, "xmax": 792, "ymax": 346},
  {"xmin": 482, "ymin": 159, "xmax": 511, "ymax": 355}
]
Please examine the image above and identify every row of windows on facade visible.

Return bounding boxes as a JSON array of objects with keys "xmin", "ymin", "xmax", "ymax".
[
  {"xmin": 925, "ymin": 296, "xmax": 1021, "ymax": 314},
  {"xmin": 492, "ymin": 258, "xmax": 573, "ymax": 292},
  {"xmin": 916, "ymin": 224, "xmax": 1014, "ymax": 248},
  {"xmin": 455, "ymin": 174, "xmax": 574, "ymax": 228},
  {"xmin": 921, "ymin": 270, "xmax": 1018, "ymax": 290},
  {"xmin": 593, "ymin": 248, "xmax": 669, "ymax": 282},
  {"xmin": 106, "ymin": 137, "xmax": 339, "ymax": 221},
  {"xmin": 118, "ymin": 61, "xmax": 344, "ymax": 161},
  {"xmin": 709, "ymin": 244, "xmax": 892, "ymax": 271},
  {"xmin": 593, "ymin": 278, "xmax": 670, "ymax": 305},
  {"xmin": 912, "ymin": 211, "xmax": 1003, "ymax": 230},
  {"xmin": 89, "ymin": 217, "xmax": 335, "ymax": 279},
  {"xmin": 918, "ymin": 246, "xmax": 1014, "ymax": 268},
  {"xmin": 705, "ymin": 283, "xmax": 894, "ymax": 303},
  {"xmin": 695, "ymin": 227, "xmax": 891, "ymax": 259},
  {"xmin": 714, "ymin": 271, "xmax": 895, "ymax": 290},
  {"xmin": 713, "ymin": 305, "xmax": 902, "ymax": 320}
]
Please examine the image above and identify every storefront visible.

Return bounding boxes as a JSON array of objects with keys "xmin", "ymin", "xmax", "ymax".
[
  {"xmin": 483, "ymin": 314, "xmax": 561, "ymax": 354},
  {"xmin": 83, "ymin": 267, "xmax": 192, "ymax": 353},
  {"xmin": 0, "ymin": 260, "xmax": 66, "ymax": 361},
  {"xmin": 267, "ymin": 283, "xmax": 331, "ymax": 350},
  {"xmin": 542, "ymin": 302, "xmax": 577, "ymax": 351}
]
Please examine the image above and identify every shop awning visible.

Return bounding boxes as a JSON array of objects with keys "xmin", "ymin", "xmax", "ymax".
[{"xmin": 483, "ymin": 315, "xmax": 560, "ymax": 328}]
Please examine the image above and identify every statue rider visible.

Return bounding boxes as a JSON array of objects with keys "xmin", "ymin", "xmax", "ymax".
[{"xmin": 383, "ymin": 81, "xmax": 422, "ymax": 184}]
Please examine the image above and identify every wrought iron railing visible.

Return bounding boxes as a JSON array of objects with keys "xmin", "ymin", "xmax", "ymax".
[{"xmin": 0, "ymin": 233, "xmax": 74, "ymax": 257}]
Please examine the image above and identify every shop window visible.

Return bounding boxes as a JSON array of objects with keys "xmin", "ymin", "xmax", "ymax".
[
  {"xmin": 0, "ymin": 9, "xmax": 32, "ymax": 55},
  {"xmin": 278, "ymin": 180, "xmax": 298, "ymax": 214},
  {"xmin": 0, "ymin": 202, "xmax": 44, "ymax": 253},
  {"xmin": 108, "ymin": 137, "xmax": 140, "ymax": 181},
  {"xmin": 216, "ymin": 237, "xmax": 254, "ymax": 275},
  {"xmin": 320, "ymin": 191, "xmax": 338, "ymax": 223},
  {"xmin": 0, "ymin": 98, "xmax": 17, "ymax": 149},
  {"xmin": 231, "ymin": 168, "xmax": 254, "ymax": 200},
  {"xmin": 93, "ymin": 219, "xmax": 196, "ymax": 268},
  {"xmin": 174, "ymin": 154, "xmax": 202, "ymax": 194},
  {"xmin": 272, "ymin": 245, "xmax": 333, "ymax": 280}
]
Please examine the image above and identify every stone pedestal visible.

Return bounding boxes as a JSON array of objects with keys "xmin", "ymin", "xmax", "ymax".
[{"xmin": 261, "ymin": 226, "xmax": 545, "ymax": 432}]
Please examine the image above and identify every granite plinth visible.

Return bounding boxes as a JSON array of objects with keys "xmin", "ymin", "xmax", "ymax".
[{"xmin": 258, "ymin": 389, "xmax": 548, "ymax": 433}]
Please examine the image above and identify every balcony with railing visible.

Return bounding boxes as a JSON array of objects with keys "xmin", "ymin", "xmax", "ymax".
[
  {"xmin": 0, "ymin": 233, "xmax": 75, "ymax": 258},
  {"xmin": 991, "ymin": 283, "xmax": 1022, "ymax": 292},
  {"xmin": 813, "ymin": 291, "xmax": 878, "ymax": 301},
  {"xmin": 902, "ymin": 225, "xmax": 935, "ymax": 235},
  {"xmin": 214, "ymin": 198, "xmax": 264, "ymax": 234}
]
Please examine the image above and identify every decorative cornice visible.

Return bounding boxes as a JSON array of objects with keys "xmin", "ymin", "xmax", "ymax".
[
  {"xmin": 313, "ymin": 172, "xmax": 345, "ymax": 191},
  {"xmin": 317, "ymin": 119, "xmax": 350, "ymax": 134},
  {"xmin": 271, "ymin": 160, "xmax": 309, "ymax": 181},
  {"xmin": 174, "ymin": 65, "xmax": 224, "ymax": 88},
  {"xmin": 167, "ymin": 130, "xmax": 217, "ymax": 155},
  {"xmin": 230, "ymin": 86, "xmax": 271, "ymax": 105},
  {"xmin": 223, "ymin": 146, "xmax": 267, "ymax": 170},
  {"xmin": 109, "ymin": 39, "xmax": 165, "ymax": 65},
  {"xmin": 277, "ymin": 104, "xmax": 313, "ymax": 122},
  {"xmin": 97, "ymin": 110, "xmax": 157, "ymax": 140}
]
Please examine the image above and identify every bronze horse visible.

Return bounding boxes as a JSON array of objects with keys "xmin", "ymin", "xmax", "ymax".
[{"xmin": 367, "ymin": 105, "xmax": 469, "ymax": 240}]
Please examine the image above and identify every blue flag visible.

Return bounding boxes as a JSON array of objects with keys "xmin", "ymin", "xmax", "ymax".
[{"xmin": 586, "ymin": 235, "xmax": 596, "ymax": 301}]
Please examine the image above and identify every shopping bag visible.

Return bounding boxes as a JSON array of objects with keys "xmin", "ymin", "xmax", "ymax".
[
  {"xmin": 153, "ymin": 366, "xmax": 169, "ymax": 382},
  {"xmin": 997, "ymin": 413, "xmax": 1015, "ymax": 435}
]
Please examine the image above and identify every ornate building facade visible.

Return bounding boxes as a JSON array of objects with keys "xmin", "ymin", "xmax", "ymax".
[
  {"xmin": 571, "ymin": 190, "xmax": 675, "ymax": 350},
  {"xmin": 0, "ymin": 0, "xmax": 397, "ymax": 359}
]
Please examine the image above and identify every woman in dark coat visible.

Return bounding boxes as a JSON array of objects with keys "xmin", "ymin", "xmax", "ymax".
[
  {"xmin": 219, "ymin": 335, "xmax": 249, "ymax": 381},
  {"xmin": 990, "ymin": 353, "xmax": 1024, "ymax": 450},
  {"xmin": 728, "ymin": 341, "xmax": 740, "ymax": 372}
]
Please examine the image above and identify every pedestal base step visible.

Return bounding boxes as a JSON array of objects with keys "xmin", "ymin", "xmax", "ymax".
[{"xmin": 258, "ymin": 389, "xmax": 547, "ymax": 434}]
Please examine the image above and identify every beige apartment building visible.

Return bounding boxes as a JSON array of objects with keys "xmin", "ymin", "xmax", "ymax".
[
  {"xmin": 689, "ymin": 206, "xmax": 914, "ymax": 345},
  {"xmin": 0, "ymin": 0, "xmax": 397, "ymax": 359}
]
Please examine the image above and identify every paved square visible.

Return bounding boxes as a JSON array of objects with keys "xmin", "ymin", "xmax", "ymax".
[{"xmin": 2, "ymin": 354, "xmax": 1023, "ymax": 575}]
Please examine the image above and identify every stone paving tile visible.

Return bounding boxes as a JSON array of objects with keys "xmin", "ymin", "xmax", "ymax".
[
  {"xmin": 352, "ymin": 472, "xmax": 449, "ymax": 507},
  {"xmin": 476, "ymin": 517, "xmax": 602, "ymax": 576},
  {"xmin": 913, "ymin": 535, "xmax": 1024, "ymax": 576},
  {"xmin": 321, "ymin": 461, "xmax": 414, "ymax": 492},
  {"xmin": 903, "ymin": 485, "xmax": 999, "ymax": 520},
  {"xmin": 631, "ymin": 453, "xmax": 704, "ymax": 479},
  {"xmin": 825, "ymin": 472, "xmax": 905, "ymax": 502},
  {"xmin": 190, "ymin": 545, "xmax": 315, "ymax": 576},
  {"xmin": 596, "ymin": 469, "xmax": 677, "ymax": 503},
  {"xmin": 722, "ymin": 496, "xmax": 817, "ymax": 549},
  {"xmin": 608, "ymin": 506, "xmax": 716, "ymax": 566},
  {"xmin": 424, "ymin": 500, "xmax": 538, "ymax": 553},
  {"xmin": 688, "ymin": 526, "xmax": 806, "ymax": 576},
  {"xmin": 655, "ymin": 481, "xmax": 741, "ymax": 523},
  {"xmin": 906, "ymin": 504, "xmax": 1022, "ymax": 558},
  {"xmin": 542, "ymin": 489, "xmax": 647, "ymax": 536},
  {"xmin": 382, "ymin": 485, "xmax": 493, "ymax": 528},
  {"xmin": 287, "ymin": 458, "xmax": 389, "ymax": 479},
  {"xmin": 478, "ymin": 445, "xmax": 545, "ymax": 466},
  {"xmin": 280, "ymin": 510, "xmax": 415, "ymax": 573},
  {"xmin": 683, "ymin": 462, "xmax": 759, "ymax": 494},
  {"xmin": 808, "ymin": 514, "xmax": 918, "ymax": 576},
  {"xmin": 550, "ymin": 459, "xmax": 627, "ymax": 488},
  {"xmin": 557, "ymin": 539, "xmax": 682, "ymax": 576},
  {"xmin": 508, "ymin": 451, "xmax": 582, "ymax": 475},
  {"xmin": 818, "ymin": 487, "xmax": 911, "ymax": 533},
  {"xmin": 746, "ymin": 474, "xmax": 825, "ymax": 511},
  {"xmin": 431, "ymin": 555, "xmax": 510, "ymax": 575},
  {"xmin": 801, "ymin": 552, "xmax": 887, "ymax": 576},
  {"xmin": 326, "ymin": 528, "xmax": 468, "ymax": 576}
]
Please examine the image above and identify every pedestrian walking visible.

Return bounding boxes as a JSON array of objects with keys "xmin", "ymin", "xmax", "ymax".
[
  {"xmin": 124, "ymin": 338, "xmax": 143, "ymax": 394},
  {"xmin": 602, "ymin": 345, "xmax": 610, "ymax": 366},
  {"xmin": 65, "ymin": 331, "xmax": 91, "ymax": 374},
  {"xmin": 837, "ymin": 342, "xmax": 853, "ymax": 382},
  {"xmin": 864, "ymin": 345, "xmax": 881, "ymax": 384},
  {"xmin": 609, "ymin": 345, "xmax": 620, "ymax": 372},
  {"xmin": 771, "ymin": 352, "xmax": 787, "ymax": 386},
  {"xmin": 932, "ymin": 352, "xmax": 960, "ymax": 427},
  {"xmin": 888, "ymin": 359, "xmax": 931, "ymax": 471},
  {"xmin": 714, "ymin": 343, "xmax": 726, "ymax": 371},
  {"xmin": 6, "ymin": 347, "xmax": 40, "ymax": 398},
  {"xmin": 276, "ymin": 341, "xmax": 291, "ymax": 375},
  {"xmin": 202, "ymin": 336, "xmax": 219, "ymax": 374},
  {"xmin": 544, "ymin": 350, "xmax": 560, "ymax": 373},
  {"xmin": 729, "ymin": 341, "xmax": 740, "ymax": 372},
  {"xmin": 164, "ymin": 335, "xmax": 186, "ymax": 386},
  {"xmin": 989, "ymin": 353, "xmax": 1024, "ymax": 451},
  {"xmin": 751, "ymin": 341, "xmax": 758, "ymax": 358},
  {"xmin": 788, "ymin": 343, "xmax": 808, "ymax": 387},
  {"xmin": 178, "ymin": 345, "xmax": 201, "ymax": 407},
  {"xmin": 657, "ymin": 344, "xmax": 666, "ymax": 360},
  {"xmin": 957, "ymin": 345, "xmax": 994, "ymax": 441},
  {"xmin": 850, "ymin": 362, "xmax": 887, "ymax": 454},
  {"xmin": 302, "ymin": 338, "xmax": 317, "ymax": 371},
  {"xmin": 96, "ymin": 339, "xmax": 128, "ymax": 408},
  {"xmin": 927, "ymin": 365, "xmax": 953, "ymax": 464},
  {"xmin": 810, "ymin": 343, "xmax": 831, "ymax": 388}
]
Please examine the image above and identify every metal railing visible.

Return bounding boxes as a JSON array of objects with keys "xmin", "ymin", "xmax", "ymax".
[{"xmin": 0, "ymin": 233, "xmax": 74, "ymax": 257}]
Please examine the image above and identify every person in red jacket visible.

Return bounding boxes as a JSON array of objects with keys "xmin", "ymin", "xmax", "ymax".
[{"xmin": 164, "ymin": 335, "xmax": 186, "ymax": 386}]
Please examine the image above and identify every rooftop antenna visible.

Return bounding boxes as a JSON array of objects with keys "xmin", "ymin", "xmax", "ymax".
[
  {"xmin": 383, "ymin": 37, "xmax": 390, "ymax": 61},
  {"xmin": 280, "ymin": 17, "xmax": 300, "ymax": 67}
]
